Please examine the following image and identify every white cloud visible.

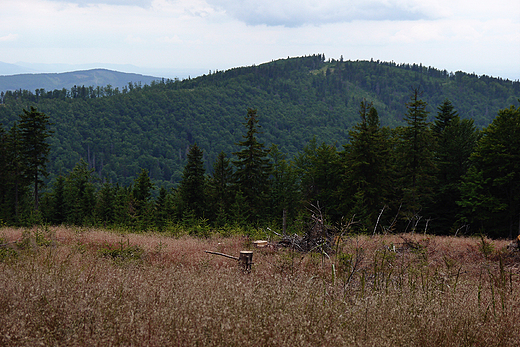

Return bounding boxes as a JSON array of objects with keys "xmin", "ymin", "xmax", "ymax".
[
  {"xmin": 157, "ymin": 35, "xmax": 183, "ymax": 44},
  {"xmin": 205, "ymin": 0, "xmax": 443, "ymax": 27},
  {"xmin": 0, "ymin": 33, "xmax": 19, "ymax": 42},
  {"xmin": 49, "ymin": 0, "xmax": 152, "ymax": 7}
]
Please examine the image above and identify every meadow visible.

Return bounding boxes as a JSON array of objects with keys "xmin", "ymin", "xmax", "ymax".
[{"xmin": 1, "ymin": 226, "xmax": 520, "ymax": 346}]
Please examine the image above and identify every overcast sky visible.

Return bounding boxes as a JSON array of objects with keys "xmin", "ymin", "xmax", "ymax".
[{"xmin": 1, "ymin": 0, "xmax": 519, "ymax": 80}]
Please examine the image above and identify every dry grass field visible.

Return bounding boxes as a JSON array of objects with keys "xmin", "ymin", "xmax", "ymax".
[{"xmin": 1, "ymin": 226, "xmax": 520, "ymax": 346}]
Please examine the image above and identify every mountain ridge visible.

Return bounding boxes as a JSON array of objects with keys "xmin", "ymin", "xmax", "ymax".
[
  {"xmin": 0, "ymin": 68, "xmax": 161, "ymax": 92},
  {"xmin": 1, "ymin": 55, "xmax": 519, "ymax": 188}
]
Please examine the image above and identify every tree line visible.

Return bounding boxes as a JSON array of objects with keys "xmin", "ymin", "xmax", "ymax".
[
  {"xmin": 1, "ymin": 92, "xmax": 519, "ymax": 239},
  {"xmin": 1, "ymin": 56, "xmax": 518, "ymax": 194}
]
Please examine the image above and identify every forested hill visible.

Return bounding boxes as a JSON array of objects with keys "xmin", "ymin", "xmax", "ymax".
[
  {"xmin": 0, "ymin": 69, "xmax": 159, "ymax": 92},
  {"xmin": 1, "ymin": 55, "xmax": 519, "ymax": 188}
]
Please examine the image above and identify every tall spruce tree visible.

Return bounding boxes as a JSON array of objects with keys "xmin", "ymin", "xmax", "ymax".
[
  {"xmin": 178, "ymin": 143, "xmax": 206, "ymax": 219},
  {"xmin": 396, "ymin": 88, "xmax": 435, "ymax": 231},
  {"xmin": 232, "ymin": 108, "xmax": 272, "ymax": 221},
  {"xmin": 458, "ymin": 105, "xmax": 520, "ymax": 238},
  {"xmin": 132, "ymin": 168, "xmax": 155, "ymax": 228},
  {"xmin": 0, "ymin": 124, "xmax": 10, "ymax": 222},
  {"xmin": 208, "ymin": 152, "xmax": 234, "ymax": 225},
  {"xmin": 18, "ymin": 106, "xmax": 53, "ymax": 210},
  {"xmin": 5, "ymin": 122, "xmax": 28, "ymax": 222},
  {"xmin": 64, "ymin": 159, "xmax": 96, "ymax": 225},
  {"xmin": 341, "ymin": 100, "xmax": 392, "ymax": 231},
  {"xmin": 431, "ymin": 99, "xmax": 478, "ymax": 233}
]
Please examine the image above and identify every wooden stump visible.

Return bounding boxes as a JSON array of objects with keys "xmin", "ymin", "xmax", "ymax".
[{"xmin": 239, "ymin": 251, "xmax": 253, "ymax": 271}]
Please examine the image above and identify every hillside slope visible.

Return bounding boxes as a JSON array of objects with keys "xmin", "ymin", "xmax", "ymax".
[
  {"xmin": 0, "ymin": 55, "xmax": 519, "ymax": 188},
  {"xmin": 0, "ymin": 69, "xmax": 160, "ymax": 92}
]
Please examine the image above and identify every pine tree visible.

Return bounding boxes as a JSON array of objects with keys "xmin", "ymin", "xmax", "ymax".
[
  {"xmin": 232, "ymin": 108, "xmax": 272, "ymax": 221},
  {"xmin": 433, "ymin": 99, "xmax": 458, "ymax": 135},
  {"xmin": 64, "ymin": 159, "xmax": 96, "ymax": 225},
  {"xmin": 155, "ymin": 186, "xmax": 173, "ymax": 230},
  {"xmin": 178, "ymin": 143, "xmax": 206, "ymax": 219},
  {"xmin": 341, "ymin": 100, "xmax": 393, "ymax": 231},
  {"xmin": 5, "ymin": 123, "xmax": 28, "ymax": 222},
  {"xmin": 133, "ymin": 169, "xmax": 154, "ymax": 214},
  {"xmin": 431, "ymin": 100, "xmax": 478, "ymax": 233},
  {"xmin": 396, "ymin": 88, "xmax": 436, "ymax": 230},
  {"xmin": 132, "ymin": 169, "xmax": 155, "ymax": 228},
  {"xmin": 0, "ymin": 124, "xmax": 10, "ymax": 222},
  {"xmin": 18, "ymin": 106, "xmax": 53, "ymax": 210},
  {"xmin": 207, "ymin": 152, "xmax": 234, "ymax": 225},
  {"xmin": 458, "ymin": 105, "xmax": 520, "ymax": 238},
  {"xmin": 96, "ymin": 182, "xmax": 115, "ymax": 225}
]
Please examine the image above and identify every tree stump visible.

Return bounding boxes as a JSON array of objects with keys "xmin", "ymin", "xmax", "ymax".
[{"xmin": 239, "ymin": 251, "xmax": 253, "ymax": 271}]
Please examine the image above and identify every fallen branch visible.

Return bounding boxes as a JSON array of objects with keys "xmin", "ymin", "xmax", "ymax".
[{"xmin": 204, "ymin": 251, "xmax": 239, "ymax": 260}]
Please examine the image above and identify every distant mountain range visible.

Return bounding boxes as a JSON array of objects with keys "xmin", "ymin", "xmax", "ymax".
[
  {"xmin": 0, "ymin": 68, "xmax": 162, "ymax": 92},
  {"xmin": 0, "ymin": 61, "xmax": 209, "ymax": 89}
]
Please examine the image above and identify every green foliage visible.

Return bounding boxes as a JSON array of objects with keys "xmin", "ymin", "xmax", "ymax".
[
  {"xmin": 2, "ymin": 56, "xmax": 517, "ymax": 191},
  {"xmin": 18, "ymin": 106, "xmax": 53, "ymax": 210},
  {"xmin": 232, "ymin": 108, "xmax": 272, "ymax": 221},
  {"xmin": 207, "ymin": 152, "xmax": 234, "ymax": 225},
  {"xmin": 294, "ymin": 138, "xmax": 342, "ymax": 221},
  {"xmin": 458, "ymin": 105, "xmax": 520, "ymax": 238},
  {"xmin": 0, "ymin": 56, "xmax": 519, "ymax": 237},
  {"xmin": 430, "ymin": 100, "xmax": 479, "ymax": 233},
  {"xmin": 178, "ymin": 144, "xmax": 206, "ymax": 219},
  {"xmin": 395, "ymin": 89, "xmax": 436, "ymax": 227},
  {"xmin": 340, "ymin": 100, "xmax": 393, "ymax": 230},
  {"xmin": 63, "ymin": 159, "xmax": 97, "ymax": 225}
]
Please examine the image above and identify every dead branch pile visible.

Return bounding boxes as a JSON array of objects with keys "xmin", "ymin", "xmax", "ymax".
[{"xmin": 279, "ymin": 211, "xmax": 336, "ymax": 253}]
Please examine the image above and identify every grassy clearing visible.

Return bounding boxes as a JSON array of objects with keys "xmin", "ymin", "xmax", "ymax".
[{"xmin": 1, "ymin": 226, "xmax": 520, "ymax": 346}]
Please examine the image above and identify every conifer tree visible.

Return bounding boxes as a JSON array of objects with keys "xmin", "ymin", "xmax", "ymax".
[
  {"xmin": 208, "ymin": 152, "xmax": 234, "ymax": 225},
  {"xmin": 18, "ymin": 106, "xmax": 53, "ymax": 210},
  {"xmin": 96, "ymin": 182, "xmax": 115, "ymax": 225},
  {"xmin": 64, "ymin": 159, "xmax": 96, "ymax": 225},
  {"xmin": 132, "ymin": 168, "xmax": 155, "ymax": 228},
  {"xmin": 0, "ymin": 124, "xmax": 10, "ymax": 222},
  {"xmin": 396, "ymin": 88, "xmax": 435, "ymax": 230},
  {"xmin": 431, "ymin": 100, "xmax": 478, "ymax": 233},
  {"xmin": 341, "ymin": 100, "xmax": 392, "ymax": 231},
  {"xmin": 179, "ymin": 143, "xmax": 206, "ymax": 219},
  {"xmin": 458, "ymin": 105, "xmax": 520, "ymax": 238},
  {"xmin": 232, "ymin": 108, "xmax": 272, "ymax": 221},
  {"xmin": 133, "ymin": 169, "xmax": 154, "ymax": 214},
  {"xmin": 5, "ymin": 122, "xmax": 28, "ymax": 222},
  {"xmin": 155, "ymin": 186, "xmax": 173, "ymax": 230}
]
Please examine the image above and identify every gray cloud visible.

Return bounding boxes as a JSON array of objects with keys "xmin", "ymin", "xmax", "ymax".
[{"xmin": 207, "ymin": 0, "xmax": 435, "ymax": 27}]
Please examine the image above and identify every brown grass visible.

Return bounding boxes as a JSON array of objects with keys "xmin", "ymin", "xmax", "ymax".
[{"xmin": 1, "ymin": 226, "xmax": 520, "ymax": 346}]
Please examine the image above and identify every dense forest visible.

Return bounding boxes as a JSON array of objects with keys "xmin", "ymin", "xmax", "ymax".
[
  {"xmin": 1, "ymin": 55, "xmax": 519, "ymax": 188},
  {"xmin": 1, "ymin": 55, "xmax": 519, "ymax": 238}
]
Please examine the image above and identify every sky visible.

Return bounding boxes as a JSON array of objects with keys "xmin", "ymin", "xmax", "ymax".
[{"xmin": 1, "ymin": 0, "xmax": 519, "ymax": 80}]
